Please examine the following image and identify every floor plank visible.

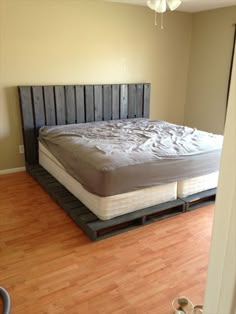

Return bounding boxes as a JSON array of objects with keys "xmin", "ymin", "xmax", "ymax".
[{"xmin": 0, "ymin": 172, "xmax": 214, "ymax": 314}]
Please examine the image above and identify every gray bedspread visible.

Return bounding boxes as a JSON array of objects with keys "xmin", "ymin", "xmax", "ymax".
[{"xmin": 39, "ymin": 119, "xmax": 223, "ymax": 196}]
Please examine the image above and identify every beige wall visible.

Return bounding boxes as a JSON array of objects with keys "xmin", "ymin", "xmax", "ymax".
[
  {"xmin": 0, "ymin": 0, "xmax": 192, "ymax": 170},
  {"xmin": 185, "ymin": 6, "xmax": 236, "ymax": 134}
]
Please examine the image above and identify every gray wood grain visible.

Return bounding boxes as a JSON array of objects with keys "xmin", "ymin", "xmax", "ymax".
[
  {"xmin": 103, "ymin": 85, "xmax": 112, "ymax": 121},
  {"xmin": 136, "ymin": 84, "xmax": 144, "ymax": 118},
  {"xmin": 120, "ymin": 84, "xmax": 128, "ymax": 119},
  {"xmin": 85, "ymin": 86, "xmax": 94, "ymax": 122},
  {"xmin": 18, "ymin": 86, "xmax": 37, "ymax": 164},
  {"xmin": 128, "ymin": 84, "xmax": 136, "ymax": 118},
  {"xmin": 112, "ymin": 85, "xmax": 120, "ymax": 120},
  {"xmin": 55, "ymin": 86, "xmax": 66, "ymax": 125},
  {"xmin": 65, "ymin": 86, "xmax": 76, "ymax": 124},
  {"xmin": 75, "ymin": 86, "xmax": 85, "ymax": 123},
  {"xmin": 144, "ymin": 84, "xmax": 150, "ymax": 118},
  {"xmin": 44, "ymin": 86, "xmax": 56, "ymax": 125},
  {"xmin": 94, "ymin": 85, "xmax": 103, "ymax": 121},
  {"xmin": 32, "ymin": 86, "xmax": 45, "ymax": 129}
]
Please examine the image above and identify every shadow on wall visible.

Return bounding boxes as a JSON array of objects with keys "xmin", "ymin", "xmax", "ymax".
[{"xmin": 0, "ymin": 86, "xmax": 25, "ymax": 170}]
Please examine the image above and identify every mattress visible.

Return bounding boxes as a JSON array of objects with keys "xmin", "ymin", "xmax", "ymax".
[
  {"xmin": 39, "ymin": 142, "xmax": 177, "ymax": 220},
  {"xmin": 177, "ymin": 172, "xmax": 219, "ymax": 198},
  {"xmin": 39, "ymin": 119, "xmax": 223, "ymax": 197}
]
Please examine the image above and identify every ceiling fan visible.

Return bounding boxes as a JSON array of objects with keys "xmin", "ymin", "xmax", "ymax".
[
  {"xmin": 147, "ymin": 0, "xmax": 182, "ymax": 13},
  {"xmin": 146, "ymin": 0, "xmax": 182, "ymax": 29}
]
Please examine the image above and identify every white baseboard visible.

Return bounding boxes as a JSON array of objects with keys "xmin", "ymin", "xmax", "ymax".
[{"xmin": 0, "ymin": 166, "xmax": 26, "ymax": 175}]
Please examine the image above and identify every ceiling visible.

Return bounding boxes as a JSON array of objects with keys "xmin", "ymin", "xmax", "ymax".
[{"xmin": 106, "ymin": 0, "xmax": 236, "ymax": 12}]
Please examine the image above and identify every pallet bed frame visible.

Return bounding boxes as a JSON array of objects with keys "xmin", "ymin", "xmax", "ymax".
[{"xmin": 18, "ymin": 84, "xmax": 216, "ymax": 241}]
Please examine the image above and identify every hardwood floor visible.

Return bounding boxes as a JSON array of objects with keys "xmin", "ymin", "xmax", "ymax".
[{"xmin": 0, "ymin": 172, "xmax": 214, "ymax": 314}]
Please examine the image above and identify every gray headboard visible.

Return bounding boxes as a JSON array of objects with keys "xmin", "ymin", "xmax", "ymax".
[{"xmin": 18, "ymin": 83, "xmax": 151, "ymax": 165}]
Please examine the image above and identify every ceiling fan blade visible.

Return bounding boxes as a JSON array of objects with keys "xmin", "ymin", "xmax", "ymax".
[
  {"xmin": 166, "ymin": 0, "xmax": 182, "ymax": 11},
  {"xmin": 147, "ymin": 0, "xmax": 167, "ymax": 13}
]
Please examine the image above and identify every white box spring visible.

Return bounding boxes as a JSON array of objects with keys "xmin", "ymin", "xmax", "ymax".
[
  {"xmin": 177, "ymin": 172, "xmax": 219, "ymax": 198},
  {"xmin": 39, "ymin": 143, "xmax": 177, "ymax": 220}
]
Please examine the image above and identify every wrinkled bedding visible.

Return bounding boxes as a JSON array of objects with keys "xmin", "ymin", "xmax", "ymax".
[{"xmin": 39, "ymin": 119, "xmax": 223, "ymax": 196}]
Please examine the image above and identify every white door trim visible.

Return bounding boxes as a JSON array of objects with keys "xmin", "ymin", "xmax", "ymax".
[{"xmin": 204, "ymin": 40, "xmax": 236, "ymax": 314}]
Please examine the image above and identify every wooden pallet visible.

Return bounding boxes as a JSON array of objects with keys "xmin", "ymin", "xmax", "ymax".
[
  {"xmin": 27, "ymin": 164, "xmax": 186, "ymax": 241},
  {"xmin": 180, "ymin": 188, "xmax": 217, "ymax": 211}
]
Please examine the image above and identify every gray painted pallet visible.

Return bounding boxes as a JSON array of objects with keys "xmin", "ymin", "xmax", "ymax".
[
  {"xmin": 18, "ymin": 83, "xmax": 216, "ymax": 241},
  {"xmin": 180, "ymin": 188, "xmax": 216, "ymax": 211},
  {"xmin": 27, "ymin": 164, "xmax": 186, "ymax": 241}
]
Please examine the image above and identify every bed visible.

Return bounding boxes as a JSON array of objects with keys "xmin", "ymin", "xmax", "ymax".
[{"xmin": 18, "ymin": 84, "xmax": 222, "ymax": 240}]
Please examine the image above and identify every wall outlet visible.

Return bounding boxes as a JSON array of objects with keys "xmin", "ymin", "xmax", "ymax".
[{"xmin": 19, "ymin": 145, "xmax": 24, "ymax": 154}]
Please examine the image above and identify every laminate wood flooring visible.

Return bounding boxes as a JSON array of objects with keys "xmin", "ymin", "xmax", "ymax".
[{"xmin": 0, "ymin": 172, "xmax": 214, "ymax": 314}]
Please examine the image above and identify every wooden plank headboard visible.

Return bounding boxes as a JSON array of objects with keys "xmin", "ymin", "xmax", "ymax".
[{"xmin": 18, "ymin": 83, "xmax": 151, "ymax": 165}]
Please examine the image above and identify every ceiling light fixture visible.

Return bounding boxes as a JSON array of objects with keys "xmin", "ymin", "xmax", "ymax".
[{"xmin": 147, "ymin": 0, "xmax": 182, "ymax": 29}]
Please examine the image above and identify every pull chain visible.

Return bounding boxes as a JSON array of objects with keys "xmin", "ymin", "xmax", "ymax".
[
  {"xmin": 161, "ymin": 13, "xmax": 164, "ymax": 30},
  {"xmin": 155, "ymin": 11, "xmax": 157, "ymax": 26},
  {"xmin": 154, "ymin": 11, "xmax": 164, "ymax": 30}
]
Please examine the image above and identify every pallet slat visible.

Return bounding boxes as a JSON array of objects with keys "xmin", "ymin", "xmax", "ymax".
[
  {"xmin": 18, "ymin": 87, "xmax": 38, "ymax": 164},
  {"xmin": 44, "ymin": 86, "xmax": 56, "ymax": 125},
  {"xmin": 128, "ymin": 84, "xmax": 136, "ymax": 118},
  {"xmin": 55, "ymin": 86, "xmax": 66, "ymax": 125},
  {"xmin": 85, "ymin": 85, "xmax": 94, "ymax": 122},
  {"xmin": 32, "ymin": 86, "xmax": 45, "ymax": 131},
  {"xmin": 136, "ymin": 84, "xmax": 144, "ymax": 118},
  {"xmin": 65, "ymin": 86, "xmax": 76, "ymax": 124},
  {"xmin": 112, "ymin": 85, "xmax": 120, "ymax": 120},
  {"xmin": 143, "ymin": 84, "xmax": 150, "ymax": 118},
  {"xmin": 180, "ymin": 188, "xmax": 216, "ymax": 211},
  {"xmin": 103, "ymin": 85, "xmax": 112, "ymax": 121},
  {"xmin": 94, "ymin": 85, "xmax": 103, "ymax": 121},
  {"xmin": 120, "ymin": 85, "xmax": 128, "ymax": 119},
  {"xmin": 89, "ymin": 200, "xmax": 184, "ymax": 231},
  {"xmin": 75, "ymin": 86, "xmax": 85, "ymax": 123}
]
